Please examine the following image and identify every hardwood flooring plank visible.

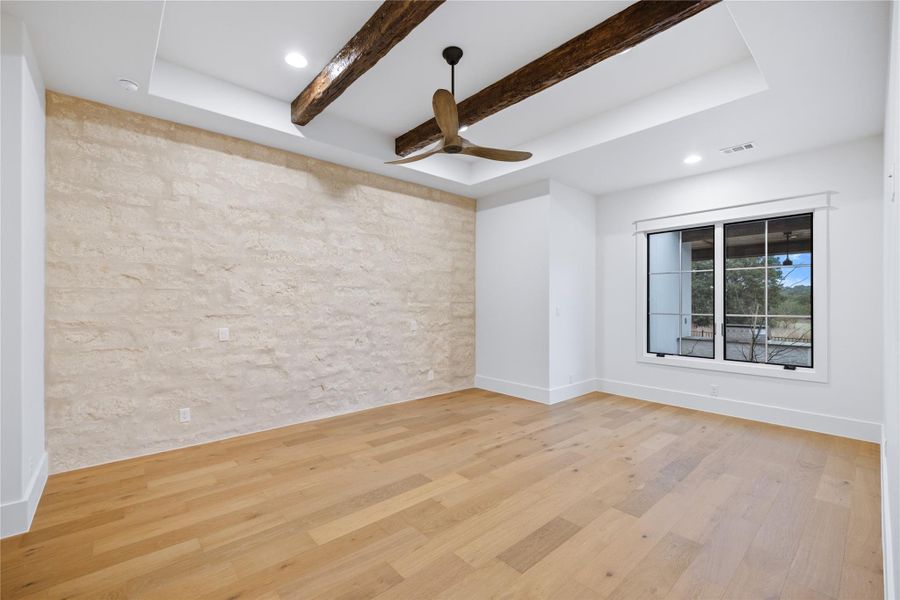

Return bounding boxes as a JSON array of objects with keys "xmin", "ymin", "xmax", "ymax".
[
  {"xmin": 496, "ymin": 507, "xmax": 636, "ymax": 599},
  {"xmin": 723, "ymin": 546, "xmax": 791, "ymax": 600},
  {"xmin": 308, "ymin": 562, "xmax": 403, "ymax": 600},
  {"xmin": 438, "ymin": 558, "xmax": 521, "ymax": 600},
  {"xmin": 605, "ymin": 532, "xmax": 701, "ymax": 600},
  {"xmin": 373, "ymin": 553, "xmax": 473, "ymax": 600},
  {"xmin": 497, "ymin": 517, "xmax": 581, "ymax": 573},
  {"xmin": 308, "ymin": 474, "xmax": 468, "ymax": 544},
  {"xmin": 784, "ymin": 499, "xmax": 852, "ymax": 598},
  {"xmin": 573, "ymin": 490, "xmax": 696, "ymax": 595}
]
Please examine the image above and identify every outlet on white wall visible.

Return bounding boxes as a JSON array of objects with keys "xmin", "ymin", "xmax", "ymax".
[
  {"xmin": 218, "ymin": 327, "xmax": 229, "ymax": 341},
  {"xmin": 710, "ymin": 384, "xmax": 720, "ymax": 397},
  {"xmin": 179, "ymin": 407, "xmax": 191, "ymax": 423}
]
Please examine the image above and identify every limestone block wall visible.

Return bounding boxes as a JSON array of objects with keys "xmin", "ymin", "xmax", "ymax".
[{"xmin": 44, "ymin": 93, "xmax": 475, "ymax": 473}]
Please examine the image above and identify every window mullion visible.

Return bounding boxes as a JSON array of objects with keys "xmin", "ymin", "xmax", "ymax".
[
  {"xmin": 764, "ymin": 219, "xmax": 768, "ymax": 364},
  {"xmin": 714, "ymin": 223, "xmax": 724, "ymax": 361},
  {"xmin": 678, "ymin": 231, "xmax": 683, "ymax": 356}
]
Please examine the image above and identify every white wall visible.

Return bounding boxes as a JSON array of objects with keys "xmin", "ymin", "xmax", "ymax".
[
  {"xmin": 476, "ymin": 182, "xmax": 551, "ymax": 398},
  {"xmin": 881, "ymin": 1, "xmax": 899, "ymax": 595},
  {"xmin": 596, "ymin": 136, "xmax": 884, "ymax": 442},
  {"xmin": 1, "ymin": 14, "xmax": 48, "ymax": 538},
  {"xmin": 548, "ymin": 181, "xmax": 596, "ymax": 397},
  {"xmin": 476, "ymin": 180, "xmax": 596, "ymax": 403}
]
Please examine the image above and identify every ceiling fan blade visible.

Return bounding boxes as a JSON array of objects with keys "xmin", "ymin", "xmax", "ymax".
[
  {"xmin": 432, "ymin": 89, "xmax": 459, "ymax": 141},
  {"xmin": 460, "ymin": 144, "xmax": 532, "ymax": 162},
  {"xmin": 385, "ymin": 147, "xmax": 443, "ymax": 165}
]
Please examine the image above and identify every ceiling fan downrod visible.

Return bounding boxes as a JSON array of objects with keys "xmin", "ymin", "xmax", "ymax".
[{"xmin": 442, "ymin": 46, "xmax": 463, "ymax": 96}]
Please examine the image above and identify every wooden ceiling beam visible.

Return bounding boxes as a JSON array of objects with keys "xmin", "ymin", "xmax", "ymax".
[
  {"xmin": 291, "ymin": 0, "xmax": 444, "ymax": 126},
  {"xmin": 394, "ymin": 0, "xmax": 720, "ymax": 157}
]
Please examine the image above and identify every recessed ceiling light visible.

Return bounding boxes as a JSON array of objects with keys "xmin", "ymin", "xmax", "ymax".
[
  {"xmin": 116, "ymin": 77, "xmax": 139, "ymax": 92},
  {"xmin": 459, "ymin": 125, "xmax": 469, "ymax": 133},
  {"xmin": 284, "ymin": 52, "xmax": 308, "ymax": 69},
  {"xmin": 683, "ymin": 154, "xmax": 702, "ymax": 165}
]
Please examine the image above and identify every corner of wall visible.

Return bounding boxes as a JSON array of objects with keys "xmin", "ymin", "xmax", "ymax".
[
  {"xmin": 883, "ymin": 428, "xmax": 896, "ymax": 600},
  {"xmin": 0, "ymin": 451, "xmax": 47, "ymax": 538},
  {"xmin": 882, "ymin": 0, "xmax": 900, "ymax": 596},
  {"xmin": 474, "ymin": 375, "xmax": 551, "ymax": 404},
  {"xmin": 0, "ymin": 13, "xmax": 48, "ymax": 539},
  {"xmin": 477, "ymin": 180, "xmax": 551, "ymax": 211},
  {"xmin": 476, "ymin": 179, "xmax": 598, "ymax": 406}
]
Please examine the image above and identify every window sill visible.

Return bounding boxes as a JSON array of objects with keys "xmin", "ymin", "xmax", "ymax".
[{"xmin": 637, "ymin": 353, "xmax": 828, "ymax": 383}]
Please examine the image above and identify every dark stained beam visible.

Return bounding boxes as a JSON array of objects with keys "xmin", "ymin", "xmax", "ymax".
[
  {"xmin": 395, "ymin": 0, "xmax": 720, "ymax": 156},
  {"xmin": 291, "ymin": 0, "xmax": 445, "ymax": 126}
]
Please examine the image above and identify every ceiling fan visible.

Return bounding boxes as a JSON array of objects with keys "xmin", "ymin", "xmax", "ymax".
[{"xmin": 387, "ymin": 47, "xmax": 532, "ymax": 165}]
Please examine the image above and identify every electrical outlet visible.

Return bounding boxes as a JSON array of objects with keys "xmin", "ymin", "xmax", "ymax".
[
  {"xmin": 179, "ymin": 407, "xmax": 191, "ymax": 423},
  {"xmin": 710, "ymin": 384, "xmax": 719, "ymax": 397},
  {"xmin": 410, "ymin": 320, "xmax": 418, "ymax": 333},
  {"xmin": 427, "ymin": 369, "xmax": 434, "ymax": 381},
  {"xmin": 218, "ymin": 327, "xmax": 230, "ymax": 342}
]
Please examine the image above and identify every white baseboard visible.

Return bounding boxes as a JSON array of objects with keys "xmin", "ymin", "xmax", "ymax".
[
  {"xmin": 475, "ymin": 375, "xmax": 551, "ymax": 403},
  {"xmin": 476, "ymin": 375, "xmax": 880, "ymax": 442},
  {"xmin": 474, "ymin": 375, "xmax": 597, "ymax": 405},
  {"xmin": 548, "ymin": 379, "xmax": 597, "ymax": 404},
  {"xmin": 596, "ymin": 378, "xmax": 881, "ymax": 442},
  {"xmin": 1, "ymin": 450, "xmax": 48, "ymax": 538},
  {"xmin": 883, "ymin": 435, "xmax": 896, "ymax": 600}
]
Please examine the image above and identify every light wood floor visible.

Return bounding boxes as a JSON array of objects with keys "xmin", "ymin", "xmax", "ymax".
[{"xmin": 1, "ymin": 390, "xmax": 883, "ymax": 599}]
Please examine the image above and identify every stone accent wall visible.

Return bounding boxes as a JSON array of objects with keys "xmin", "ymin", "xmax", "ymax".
[{"xmin": 44, "ymin": 93, "xmax": 475, "ymax": 473}]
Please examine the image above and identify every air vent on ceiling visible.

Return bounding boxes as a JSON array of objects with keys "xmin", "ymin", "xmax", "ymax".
[{"xmin": 719, "ymin": 142, "xmax": 755, "ymax": 155}]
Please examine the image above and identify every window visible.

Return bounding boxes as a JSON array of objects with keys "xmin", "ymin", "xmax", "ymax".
[
  {"xmin": 647, "ymin": 227, "xmax": 714, "ymax": 358},
  {"xmin": 637, "ymin": 194, "xmax": 826, "ymax": 381},
  {"xmin": 724, "ymin": 214, "xmax": 812, "ymax": 368}
]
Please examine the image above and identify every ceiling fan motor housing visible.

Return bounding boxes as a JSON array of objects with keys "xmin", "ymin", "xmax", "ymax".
[{"xmin": 442, "ymin": 46, "xmax": 463, "ymax": 66}]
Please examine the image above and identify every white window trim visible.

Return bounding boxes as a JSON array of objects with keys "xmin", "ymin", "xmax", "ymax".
[{"xmin": 634, "ymin": 192, "xmax": 831, "ymax": 383}]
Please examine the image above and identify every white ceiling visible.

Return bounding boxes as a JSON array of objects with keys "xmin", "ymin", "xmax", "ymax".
[
  {"xmin": 450, "ymin": 5, "xmax": 750, "ymax": 150},
  {"xmin": 156, "ymin": 1, "xmax": 378, "ymax": 104},
  {"xmin": 1, "ymin": 0, "xmax": 891, "ymax": 198},
  {"xmin": 157, "ymin": 0, "xmax": 754, "ymax": 148}
]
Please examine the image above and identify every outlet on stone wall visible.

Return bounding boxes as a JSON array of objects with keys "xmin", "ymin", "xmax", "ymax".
[{"xmin": 179, "ymin": 408, "xmax": 191, "ymax": 423}]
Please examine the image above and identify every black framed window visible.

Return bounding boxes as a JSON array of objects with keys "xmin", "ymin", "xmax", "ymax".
[
  {"xmin": 647, "ymin": 226, "xmax": 715, "ymax": 358},
  {"xmin": 724, "ymin": 214, "xmax": 812, "ymax": 368}
]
